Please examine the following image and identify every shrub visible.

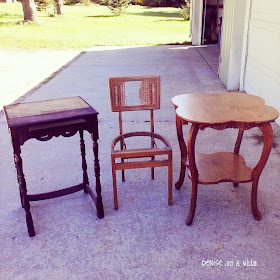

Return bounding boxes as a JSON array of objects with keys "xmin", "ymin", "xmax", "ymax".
[
  {"xmin": 82, "ymin": 0, "xmax": 91, "ymax": 5},
  {"xmin": 35, "ymin": 0, "xmax": 56, "ymax": 16},
  {"xmin": 180, "ymin": 0, "xmax": 190, "ymax": 20},
  {"xmin": 131, "ymin": 0, "xmax": 144, "ymax": 5},
  {"xmin": 64, "ymin": 0, "xmax": 81, "ymax": 5},
  {"xmin": 102, "ymin": 0, "xmax": 131, "ymax": 16},
  {"xmin": 142, "ymin": 0, "xmax": 184, "ymax": 7}
]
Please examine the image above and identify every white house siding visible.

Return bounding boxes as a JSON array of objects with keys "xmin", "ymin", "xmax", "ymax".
[{"xmin": 243, "ymin": 0, "xmax": 280, "ymax": 119}]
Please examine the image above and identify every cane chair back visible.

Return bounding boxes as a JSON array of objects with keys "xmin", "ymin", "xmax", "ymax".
[{"xmin": 109, "ymin": 75, "xmax": 160, "ymax": 112}]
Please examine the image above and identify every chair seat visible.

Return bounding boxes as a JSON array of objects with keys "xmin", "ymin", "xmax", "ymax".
[
  {"xmin": 112, "ymin": 131, "xmax": 171, "ymax": 150},
  {"xmin": 112, "ymin": 147, "xmax": 171, "ymax": 158},
  {"xmin": 111, "ymin": 132, "xmax": 171, "ymax": 171},
  {"xmin": 112, "ymin": 131, "xmax": 171, "ymax": 154}
]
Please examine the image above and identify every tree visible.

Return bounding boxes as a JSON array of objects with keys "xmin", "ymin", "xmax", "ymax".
[
  {"xmin": 55, "ymin": 0, "xmax": 63, "ymax": 15},
  {"xmin": 21, "ymin": 0, "xmax": 37, "ymax": 22}
]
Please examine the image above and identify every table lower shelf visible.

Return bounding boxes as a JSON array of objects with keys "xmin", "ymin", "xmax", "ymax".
[{"xmin": 188, "ymin": 152, "xmax": 253, "ymax": 184}]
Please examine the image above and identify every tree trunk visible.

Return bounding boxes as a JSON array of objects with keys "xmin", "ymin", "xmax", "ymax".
[
  {"xmin": 21, "ymin": 0, "xmax": 37, "ymax": 22},
  {"xmin": 55, "ymin": 0, "xmax": 64, "ymax": 16}
]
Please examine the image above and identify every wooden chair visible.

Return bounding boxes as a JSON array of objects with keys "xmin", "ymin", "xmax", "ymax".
[{"xmin": 109, "ymin": 75, "xmax": 172, "ymax": 209}]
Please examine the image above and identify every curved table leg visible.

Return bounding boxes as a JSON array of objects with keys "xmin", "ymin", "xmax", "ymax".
[
  {"xmin": 251, "ymin": 178, "xmax": 262, "ymax": 220},
  {"xmin": 186, "ymin": 124, "xmax": 199, "ymax": 226},
  {"xmin": 175, "ymin": 115, "xmax": 188, "ymax": 190},
  {"xmin": 176, "ymin": 162, "xmax": 186, "ymax": 190},
  {"xmin": 251, "ymin": 123, "xmax": 273, "ymax": 220},
  {"xmin": 233, "ymin": 129, "xmax": 244, "ymax": 187}
]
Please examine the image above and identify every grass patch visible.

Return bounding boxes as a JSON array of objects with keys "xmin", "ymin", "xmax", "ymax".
[{"xmin": 0, "ymin": 3, "xmax": 190, "ymax": 49}]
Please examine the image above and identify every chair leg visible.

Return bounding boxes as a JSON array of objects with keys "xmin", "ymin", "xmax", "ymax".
[
  {"xmin": 111, "ymin": 161, "xmax": 118, "ymax": 210},
  {"xmin": 120, "ymin": 138, "xmax": 125, "ymax": 182},
  {"xmin": 121, "ymin": 161, "xmax": 125, "ymax": 182},
  {"xmin": 168, "ymin": 159, "xmax": 172, "ymax": 205},
  {"xmin": 151, "ymin": 156, "xmax": 155, "ymax": 180}
]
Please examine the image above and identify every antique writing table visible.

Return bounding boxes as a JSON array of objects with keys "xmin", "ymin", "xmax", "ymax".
[
  {"xmin": 4, "ymin": 97, "xmax": 104, "ymax": 237},
  {"xmin": 171, "ymin": 93, "xmax": 279, "ymax": 226}
]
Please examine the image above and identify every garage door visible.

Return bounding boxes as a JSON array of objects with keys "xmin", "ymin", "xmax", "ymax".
[{"xmin": 243, "ymin": 0, "xmax": 280, "ymax": 115}]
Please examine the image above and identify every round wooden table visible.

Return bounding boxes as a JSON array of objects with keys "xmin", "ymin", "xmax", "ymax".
[{"xmin": 171, "ymin": 92, "xmax": 279, "ymax": 225}]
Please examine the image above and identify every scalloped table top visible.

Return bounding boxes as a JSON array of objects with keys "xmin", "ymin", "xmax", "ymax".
[{"xmin": 171, "ymin": 93, "xmax": 279, "ymax": 125}]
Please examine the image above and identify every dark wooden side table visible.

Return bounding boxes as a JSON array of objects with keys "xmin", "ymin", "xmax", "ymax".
[
  {"xmin": 4, "ymin": 97, "xmax": 104, "ymax": 237},
  {"xmin": 171, "ymin": 93, "xmax": 279, "ymax": 226}
]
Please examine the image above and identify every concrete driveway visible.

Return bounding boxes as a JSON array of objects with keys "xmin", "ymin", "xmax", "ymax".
[{"xmin": 0, "ymin": 45, "xmax": 280, "ymax": 280}]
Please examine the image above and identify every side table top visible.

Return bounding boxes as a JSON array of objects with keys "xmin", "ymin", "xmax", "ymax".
[
  {"xmin": 171, "ymin": 93, "xmax": 279, "ymax": 125},
  {"xmin": 4, "ymin": 97, "xmax": 97, "ymax": 128}
]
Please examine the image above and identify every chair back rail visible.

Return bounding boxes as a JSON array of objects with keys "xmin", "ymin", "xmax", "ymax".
[{"xmin": 109, "ymin": 75, "xmax": 160, "ymax": 136}]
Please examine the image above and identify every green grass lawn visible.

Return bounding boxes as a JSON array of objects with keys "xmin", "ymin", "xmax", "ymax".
[{"xmin": 0, "ymin": 3, "xmax": 190, "ymax": 49}]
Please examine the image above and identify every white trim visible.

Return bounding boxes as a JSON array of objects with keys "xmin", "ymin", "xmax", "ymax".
[
  {"xmin": 219, "ymin": 0, "xmax": 235, "ymax": 86},
  {"xmin": 239, "ymin": 0, "xmax": 252, "ymax": 91},
  {"xmin": 219, "ymin": 0, "xmax": 248, "ymax": 90},
  {"xmin": 189, "ymin": 0, "xmax": 193, "ymax": 37},
  {"xmin": 201, "ymin": 0, "xmax": 207, "ymax": 45},
  {"xmin": 191, "ymin": 0, "xmax": 204, "ymax": 45}
]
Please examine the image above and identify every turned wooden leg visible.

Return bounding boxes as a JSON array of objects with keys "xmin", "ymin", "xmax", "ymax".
[
  {"xmin": 17, "ymin": 179, "xmax": 24, "ymax": 208},
  {"xmin": 92, "ymin": 137, "xmax": 104, "ymax": 219},
  {"xmin": 251, "ymin": 123, "xmax": 273, "ymax": 221},
  {"xmin": 13, "ymin": 144, "xmax": 35, "ymax": 237},
  {"xmin": 175, "ymin": 115, "xmax": 188, "ymax": 190},
  {"xmin": 233, "ymin": 129, "xmax": 244, "ymax": 188},
  {"xmin": 79, "ymin": 130, "xmax": 89, "ymax": 193},
  {"xmin": 186, "ymin": 124, "xmax": 199, "ymax": 226}
]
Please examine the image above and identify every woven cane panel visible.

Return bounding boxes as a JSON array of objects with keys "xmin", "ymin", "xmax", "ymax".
[
  {"xmin": 109, "ymin": 79, "xmax": 126, "ymax": 110},
  {"xmin": 109, "ymin": 76, "xmax": 160, "ymax": 112},
  {"xmin": 6, "ymin": 97, "xmax": 90, "ymax": 119}
]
